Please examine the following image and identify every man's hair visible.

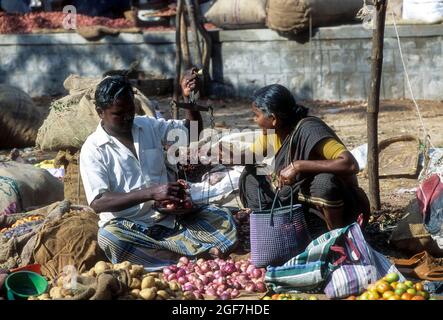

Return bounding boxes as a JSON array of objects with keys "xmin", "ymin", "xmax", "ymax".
[
  {"xmin": 95, "ymin": 76, "xmax": 134, "ymax": 110},
  {"xmin": 252, "ymin": 84, "xmax": 308, "ymax": 127}
]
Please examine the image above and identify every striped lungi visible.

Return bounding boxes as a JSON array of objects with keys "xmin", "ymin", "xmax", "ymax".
[{"xmin": 97, "ymin": 205, "xmax": 238, "ymax": 271}]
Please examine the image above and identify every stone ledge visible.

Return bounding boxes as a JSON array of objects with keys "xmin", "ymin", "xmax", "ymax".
[{"xmin": 0, "ymin": 24, "xmax": 441, "ymax": 45}]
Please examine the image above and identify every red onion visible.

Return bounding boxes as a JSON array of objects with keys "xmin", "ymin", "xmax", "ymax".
[
  {"xmin": 183, "ymin": 282, "xmax": 195, "ymax": 292},
  {"xmin": 167, "ymin": 273, "xmax": 177, "ymax": 281},
  {"xmin": 210, "ymin": 262, "xmax": 220, "ymax": 271},
  {"xmin": 255, "ymin": 281, "xmax": 267, "ymax": 293},
  {"xmin": 194, "ymin": 279, "xmax": 204, "ymax": 290},
  {"xmin": 194, "ymin": 266, "xmax": 203, "ymax": 275},
  {"xmin": 196, "ymin": 258, "xmax": 205, "ymax": 266},
  {"xmin": 205, "ymin": 288, "xmax": 216, "ymax": 296},
  {"xmin": 216, "ymin": 287, "xmax": 225, "ymax": 296},
  {"xmin": 231, "ymin": 289, "xmax": 240, "ymax": 298},
  {"xmin": 214, "ymin": 270, "xmax": 225, "ymax": 278},
  {"xmin": 177, "ymin": 276, "xmax": 187, "ymax": 285},
  {"xmin": 252, "ymin": 268, "xmax": 262, "ymax": 279},
  {"xmin": 179, "ymin": 256, "xmax": 189, "ymax": 265},
  {"xmin": 245, "ymin": 282, "xmax": 256, "ymax": 293},
  {"xmin": 200, "ymin": 263, "xmax": 209, "ymax": 273},
  {"xmin": 193, "ymin": 291, "xmax": 204, "ymax": 300},
  {"xmin": 222, "ymin": 263, "xmax": 236, "ymax": 274},
  {"xmin": 240, "ymin": 264, "xmax": 248, "ymax": 273},
  {"xmin": 217, "ymin": 284, "xmax": 227, "ymax": 292},
  {"xmin": 246, "ymin": 265, "xmax": 256, "ymax": 275},
  {"xmin": 231, "ymin": 281, "xmax": 242, "ymax": 290},
  {"xmin": 163, "ymin": 267, "xmax": 173, "ymax": 276},
  {"xmin": 169, "ymin": 265, "xmax": 178, "ymax": 273},
  {"xmin": 176, "ymin": 268, "xmax": 186, "ymax": 278},
  {"xmin": 198, "ymin": 275, "xmax": 209, "ymax": 285},
  {"xmin": 237, "ymin": 274, "xmax": 249, "ymax": 284},
  {"xmin": 219, "ymin": 292, "xmax": 230, "ymax": 300},
  {"xmin": 215, "ymin": 276, "xmax": 227, "ymax": 285}
]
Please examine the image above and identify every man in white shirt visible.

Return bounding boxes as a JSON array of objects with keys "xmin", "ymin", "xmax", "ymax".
[{"xmin": 80, "ymin": 73, "xmax": 237, "ymax": 270}]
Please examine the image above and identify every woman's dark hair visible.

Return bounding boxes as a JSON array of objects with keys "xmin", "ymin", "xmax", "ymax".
[
  {"xmin": 95, "ymin": 76, "xmax": 134, "ymax": 110},
  {"xmin": 252, "ymin": 84, "xmax": 308, "ymax": 127}
]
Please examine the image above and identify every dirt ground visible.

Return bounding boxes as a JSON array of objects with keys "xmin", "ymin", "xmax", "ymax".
[{"xmin": 1, "ymin": 96, "xmax": 442, "ymax": 257}]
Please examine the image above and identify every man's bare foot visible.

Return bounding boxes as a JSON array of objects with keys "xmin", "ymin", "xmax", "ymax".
[{"xmin": 209, "ymin": 247, "xmax": 222, "ymax": 259}]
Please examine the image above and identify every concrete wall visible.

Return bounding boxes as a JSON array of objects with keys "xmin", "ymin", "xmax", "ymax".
[{"xmin": 0, "ymin": 24, "xmax": 442, "ymax": 100}]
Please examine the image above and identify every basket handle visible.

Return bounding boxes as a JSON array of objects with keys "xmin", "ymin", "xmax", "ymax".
[
  {"xmin": 269, "ymin": 186, "xmax": 294, "ymax": 227},
  {"xmin": 256, "ymin": 181, "xmax": 283, "ymax": 212}
]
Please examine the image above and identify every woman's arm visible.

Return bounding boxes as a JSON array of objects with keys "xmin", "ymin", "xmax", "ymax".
[{"xmin": 279, "ymin": 151, "xmax": 359, "ymax": 186}]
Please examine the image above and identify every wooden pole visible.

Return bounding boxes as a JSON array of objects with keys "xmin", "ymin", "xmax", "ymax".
[
  {"xmin": 194, "ymin": 0, "xmax": 212, "ymax": 95},
  {"xmin": 173, "ymin": 0, "xmax": 184, "ymax": 119},
  {"xmin": 367, "ymin": 0, "xmax": 387, "ymax": 211},
  {"xmin": 184, "ymin": 0, "xmax": 203, "ymax": 69},
  {"xmin": 180, "ymin": 11, "xmax": 191, "ymax": 69}
]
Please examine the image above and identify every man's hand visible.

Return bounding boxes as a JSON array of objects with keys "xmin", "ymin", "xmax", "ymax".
[
  {"xmin": 278, "ymin": 161, "xmax": 299, "ymax": 187},
  {"xmin": 181, "ymin": 68, "xmax": 199, "ymax": 98},
  {"xmin": 146, "ymin": 182, "xmax": 183, "ymax": 202}
]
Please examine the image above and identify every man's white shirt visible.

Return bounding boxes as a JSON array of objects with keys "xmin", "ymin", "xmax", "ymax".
[{"xmin": 80, "ymin": 116, "xmax": 187, "ymax": 228}]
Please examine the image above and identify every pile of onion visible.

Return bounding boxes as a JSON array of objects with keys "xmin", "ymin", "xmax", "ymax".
[{"xmin": 162, "ymin": 257, "xmax": 267, "ymax": 300}]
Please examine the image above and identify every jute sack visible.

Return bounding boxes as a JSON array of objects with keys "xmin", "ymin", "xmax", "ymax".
[
  {"xmin": 0, "ymin": 85, "xmax": 44, "ymax": 148},
  {"xmin": 32, "ymin": 208, "xmax": 106, "ymax": 280},
  {"xmin": 55, "ymin": 150, "xmax": 88, "ymax": 206},
  {"xmin": 204, "ymin": 0, "xmax": 267, "ymax": 29},
  {"xmin": 266, "ymin": 0, "xmax": 364, "ymax": 34},
  {"xmin": 36, "ymin": 74, "xmax": 155, "ymax": 151},
  {"xmin": 0, "ymin": 162, "xmax": 64, "ymax": 215}
]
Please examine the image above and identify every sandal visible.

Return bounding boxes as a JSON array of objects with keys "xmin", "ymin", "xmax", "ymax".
[{"xmin": 393, "ymin": 251, "xmax": 443, "ymax": 281}]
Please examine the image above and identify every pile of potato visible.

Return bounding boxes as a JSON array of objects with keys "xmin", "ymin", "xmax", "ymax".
[{"xmin": 29, "ymin": 261, "xmax": 198, "ymax": 300}]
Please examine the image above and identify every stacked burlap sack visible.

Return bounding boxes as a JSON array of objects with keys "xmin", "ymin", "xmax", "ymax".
[
  {"xmin": 0, "ymin": 85, "xmax": 47, "ymax": 149},
  {"xmin": 36, "ymin": 74, "xmax": 155, "ymax": 151}
]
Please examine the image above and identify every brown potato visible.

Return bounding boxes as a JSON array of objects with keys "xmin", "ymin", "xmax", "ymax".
[
  {"xmin": 49, "ymin": 287, "xmax": 63, "ymax": 299},
  {"xmin": 139, "ymin": 288, "xmax": 157, "ymax": 300},
  {"xmin": 56, "ymin": 276, "xmax": 64, "ymax": 287},
  {"xmin": 154, "ymin": 278, "xmax": 167, "ymax": 290},
  {"xmin": 146, "ymin": 272, "xmax": 160, "ymax": 278},
  {"xmin": 168, "ymin": 281, "xmax": 180, "ymax": 292},
  {"xmin": 130, "ymin": 265, "xmax": 145, "ymax": 278},
  {"xmin": 130, "ymin": 289, "xmax": 140, "ymax": 299},
  {"xmin": 130, "ymin": 278, "xmax": 141, "ymax": 290},
  {"xmin": 113, "ymin": 261, "xmax": 132, "ymax": 271},
  {"xmin": 94, "ymin": 261, "xmax": 109, "ymax": 275},
  {"xmin": 141, "ymin": 276, "xmax": 155, "ymax": 289},
  {"xmin": 156, "ymin": 290, "xmax": 170, "ymax": 300},
  {"xmin": 38, "ymin": 293, "xmax": 50, "ymax": 300},
  {"xmin": 60, "ymin": 288, "xmax": 72, "ymax": 297},
  {"xmin": 87, "ymin": 268, "xmax": 96, "ymax": 277}
]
